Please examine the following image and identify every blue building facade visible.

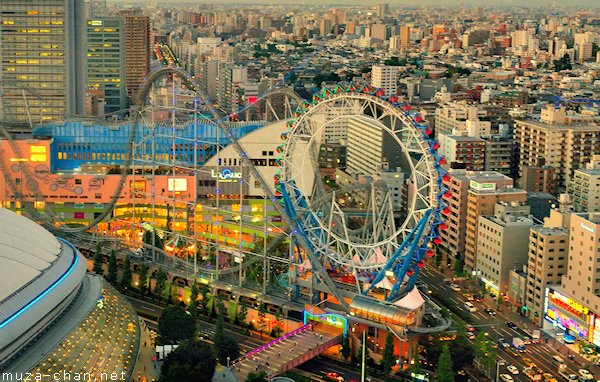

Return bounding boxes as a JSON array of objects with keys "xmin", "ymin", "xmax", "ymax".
[{"xmin": 32, "ymin": 121, "xmax": 264, "ymax": 172}]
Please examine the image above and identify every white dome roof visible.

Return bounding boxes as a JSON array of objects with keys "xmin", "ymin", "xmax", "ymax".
[{"xmin": 0, "ymin": 208, "xmax": 61, "ymax": 301}]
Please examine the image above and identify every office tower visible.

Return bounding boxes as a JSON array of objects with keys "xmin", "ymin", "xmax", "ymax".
[
  {"xmin": 515, "ymin": 106, "xmax": 600, "ymax": 192},
  {"xmin": 320, "ymin": 17, "xmax": 333, "ymax": 36},
  {"xmin": 475, "ymin": 202, "xmax": 533, "ymax": 297},
  {"xmin": 371, "ymin": 66, "xmax": 398, "ymax": 97},
  {"xmin": 371, "ymin": 24, "xmax": 388, "ymax": 41},
  {"xmin": 438, "ymin": 170, "xmax": 514, "ymax": 266},
  {"xmin": 437, "ymin": 133, "xmax": 486, "ymax": 171},
  {"xmin": 464, "ymin": 186, "xmax": 527, "ymax": 270},
  {"xmin": 122, "ymin": 13, "xmax": 150, "ymax": 101},
  {"xmin": 521, "ymin": 166, "xmax": 556, "ymax": 194},
  {"xmin": 545, "ymin": 213, "xmax": 600, "ymax": 337},
  {"xmin": 86, "ymin": 18, "xmax": 126, "ymax": 114},
  {"xmin": 376, "ymin": 3, "xmax": 389, "ymax": 19},
  {"xmin": 400, "ymin": 26, "xmax": 411, "ymax": 49},
  {"xmin": 525, "ymin": 203, "xmax": 570, "ymax": 324},
  {"xmin": 0, "ymin": 0, "xmax": 87, "ymax": 125},
  {"xmin": 567, "ymin": 156, "xmax": 600, "ymax": 212}
]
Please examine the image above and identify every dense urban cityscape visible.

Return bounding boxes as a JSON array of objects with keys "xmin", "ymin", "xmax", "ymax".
[{"xmin": 0, "ymin": 1, "xmax": 600, "ymax": 382}]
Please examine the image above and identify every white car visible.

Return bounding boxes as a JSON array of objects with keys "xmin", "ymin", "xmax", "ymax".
[
  {"xmin": 450, "ymin": 283, "xmax": 461, "ymax": 291},
  {"xmin": 507, "ymin": 365, "xmax": 519, "ymax": 375},
  {"xmin": 578, "ymin": 370, "xmax": 593, "ymax": 379},
  {"xmin": 500, "ymin": 374, "xmax": 514, "ymax": 382}
]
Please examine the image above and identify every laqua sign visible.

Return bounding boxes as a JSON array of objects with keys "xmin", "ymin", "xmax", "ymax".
[{"xmin": 211, "ymin": 168, "xmax": 242, "ymax": 182}]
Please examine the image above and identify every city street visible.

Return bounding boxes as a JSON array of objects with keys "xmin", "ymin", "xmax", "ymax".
[{"xmin": 420, "ymin": 266, "xmax": 599, "ymax": 381}]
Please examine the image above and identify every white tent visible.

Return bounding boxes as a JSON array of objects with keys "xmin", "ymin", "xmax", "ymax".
[
  {"xmin": 298, "ymin": 257, "xmax": 312, "ymax": 270},
  {"xmin": 392, "ymin": 287, "xmax": 425, "ymax": 310},
  {"xmin": 374, "ymin": 277, "xmax": 394, "ymax": 290},
  {"xmin": 352, "ymin": 248, "xmax": 388, "ymax": 266}
]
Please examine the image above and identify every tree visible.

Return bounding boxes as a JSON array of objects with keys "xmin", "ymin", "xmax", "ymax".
[
  {"xmin": 340, "ymin": 334, "xmax": 351, "ymax": 360},
  {"xmin": 189, "ymin": 281, "xmax": 199, "ymax": 319},
  {"xmin": 107, "ymin": 250, "xmax": 118, "ymax": 285},
  {"xmin": 246, "ymin": 371, "xmax": 268, "ymax": 382},
  {"xmin": 453, "ymin": 259, "xmax": 463, "ymax": 277},
  {"xmin": 120, "ymin": 255, "xmax": 132, "ymax": 290},
  {"xmin": 382, "ymin": 331, "xmax": 395, "ymax": 379},
  {"xmin": 214, "ymin": 300, "xmax": 226, "ymax": 347},
  {"xmin": 384, "ymin": 56, "xmax": 406, "ymax": 66},
  {"xmin": 237, "ymin": 301, "xmax": 248, "ymax": 327},
  {"xmin": 139, "ymin": 264, "xmax": 148, "ymax": 295},
  {"xmin": 160, "ymin": 340, "xmax": 216, "ymax": 382},
  {"xmin": 257, "ymin": 303, "xmax": 267, "ymax": 338},
  {"xmin": 436, "ymin": 345, "xmax": 454, "ymax": 382},
  {"xmin": 410, "ymin": 354, "xmax": 423, "ymax": 375},
  {"xmin": 154, "ymin": 268, "xmax": 167, "ymax": 301},
  {"xmin": 199, "ymin": 284, "xmax": 209, "ymax": 316},
  {"xmin": 357, "ymin": 336, "xmax": 371, "ymax": 369},
  {"xmin": 158, "ymin": 306, "xmax": 196, "ymax": 344},
  {"xmin": 216, "ymin": 336, "xmax": 240, "ymax": 366},
  {"xmin": 93, "ymin": 242, "xmax": 103, "ymax": 275}
]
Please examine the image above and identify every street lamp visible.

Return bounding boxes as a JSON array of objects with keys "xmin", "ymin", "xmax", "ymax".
[
  {"xmin": 496, "ymin": 360, "xmax": 506, "ymax": 382},
  {"xmin": 227, "ymin": 356, "xmax": 230, "ymax": 368}
]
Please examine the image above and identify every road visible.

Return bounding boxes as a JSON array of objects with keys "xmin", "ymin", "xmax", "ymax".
[{"xmin": 420, "ymin": 266, "xmax": 595, "ymax": 382}]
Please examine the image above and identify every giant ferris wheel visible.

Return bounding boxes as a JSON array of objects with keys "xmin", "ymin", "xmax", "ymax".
[{"xmin": 275, "ymin": 85, "xmax": 450, "ymax": 307}]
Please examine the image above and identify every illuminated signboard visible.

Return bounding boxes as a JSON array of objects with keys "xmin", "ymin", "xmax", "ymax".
[
  {"xmin": 469, "ymin": 180, "xmax": 496, "ymax": 191},
  {"xmin": 168, "ymin": 178, "xmax": 188, "ymax": 192},
  {"xmin": 89, "ymin": 20, "xmax": 103, "ymax": 26},
  {"xmin": 211, "ymin": 168, "xmax": 242, "ymax": 182},
  {"xmin": 130, "ymin": 180, "xmax": 146, "ymax": 192},
  {"xmin": 29, "ymin": 145, "xmax": 47, "ymax": 162},
  {"xmin": 581, "ymin": 222, "xmax": 595, "ymax": 233},
  {"xmin": 549, "ymin": 289, "xmax": 589, "ymax": 315}
]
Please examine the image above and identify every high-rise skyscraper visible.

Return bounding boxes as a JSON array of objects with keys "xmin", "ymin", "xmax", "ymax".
[
  {"xmin": 0, "ymin": 0, "xmax": 87, "ymax": 126},
  {"xmin": 376, "ymin": 3, "xmax": 389, "ymax": 19},
  {"xmin": 86, "ymin": 18, "xmax": 126, "ymax": 114},
  {"xmin": 122, "ymin": 12, "xmax": 150, "ymax": 101},
  {"xmin": 371, "ymin": 66, "xmax": 398, "ymax": 97}
]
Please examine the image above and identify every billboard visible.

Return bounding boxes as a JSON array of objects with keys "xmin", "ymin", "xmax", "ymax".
[{"xmin": 168, "ymin": 178, "xmax": 188, "ymax": 192}]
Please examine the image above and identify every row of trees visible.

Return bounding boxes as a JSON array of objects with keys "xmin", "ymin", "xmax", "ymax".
[{"xmin": 92, "ymin": 242, "xmax": 168, "ymax": 298}]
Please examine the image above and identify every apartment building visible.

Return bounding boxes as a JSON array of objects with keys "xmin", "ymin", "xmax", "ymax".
[{"xmin": 567, "ymin": 155, "xmax": 600, "ymax": 213}]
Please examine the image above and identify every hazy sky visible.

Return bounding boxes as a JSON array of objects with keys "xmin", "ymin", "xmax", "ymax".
[{"xmin": 112, "ymin": 0, "xmax": 599, "ymax": 5}]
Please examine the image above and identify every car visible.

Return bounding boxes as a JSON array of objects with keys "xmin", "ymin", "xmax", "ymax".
[
  {"xmin": 578, "ymin": 370, "xmax": 593, "ymax": 379},
  {"xmin": 467, "ymin": 325, "xmax": 476, "ymax": 332},
  {"xmin": 500, "ymin": 374, "xmax": 514, "ymax": 382},
  {"xmin": 474, "ymin": 294, "xmax": 484, "ymax": 302},
  {"xmin": 450, "ymin": 283, "xmax": 461, "ymax": 291},
  {"xmin": 464, "ymin": 293, "xmax": 475, "ymax": 301},
  {"xmin": 467, "ymin": 332, "xmax": 476, "ymax": 340},
  {"xmin": 485, "ymin": 308, "xmax": 496, "ymax": 315},
  {"xmin": 464, "ymin": 302, "xmax": 477, "ymax": 312},
  {"xmin": 499, "ymin": 337, "xmax": 510, "ymax": 348},
  {"xmin": 507, "ymin": 365, "xmax": 520, "ymax": 375},
  {"xmin": 507, "ymin": 321, "xmax": 518, "ymax": 329},
  {"xmin": 522, "ymin": 357, "xmax": 535, "ymax": 367},
  {"xmin": 326, "ymin": 372, "xmax": 344, "ymax": 382}
]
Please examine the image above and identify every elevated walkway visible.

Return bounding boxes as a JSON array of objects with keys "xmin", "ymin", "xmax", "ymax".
[{"xmin": 231, "ymin": 325, "xmax": 342, "ymax": 381}]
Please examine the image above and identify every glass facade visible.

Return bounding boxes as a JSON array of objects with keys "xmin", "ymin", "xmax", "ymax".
[
  {"xmin": 86, "ymin": 18, "xmax": 126, "ymax": 113},
  {"xmin": 0, "ymin": 0, "xmax": 85, "ymax": 124}
]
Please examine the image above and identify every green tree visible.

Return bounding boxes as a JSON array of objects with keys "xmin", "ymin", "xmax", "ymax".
[
  {"xmin": 410, "ymin": 354, "xmax": 423, "ymax": 375},
  {"xmin": 340, "ymin": 334, "xmax": 351, "ymax": 360},
  {"xmin": 93, "ymin": 242, "xmax": 103, "ymax": 275},
  {"xmin": 199, "ymin": 284, "xmax": 209, "ymax": 316},
  {"xmin": 139, "ymin": 264, "xmax": 148, "ymax": 295},
  {"xmin": 158, "ymin": 306, "xmax": 196, "ymax": 344},
  {"xmin": 214, "ymin": 299, "xmax": 226, "ymax": 347},
  {"xmin": 189, "ymin": 281, "xmax": 199, "ymax": 319},
  {"xmin": 120, "ymin": 255, "xmax": 132, "ymax": 290},
  {"xmin": 257, "ymin": 303, "xmax": 267, "ymax": 338},
  {"xmin": 382, "ymin": 331, "xmax": 395, "ymax": 379},
  {"xmin": 237, "ymin": 301, "xmax": 248, "ymax": 327},
  {"xmin": 436, "ymin": 345, "xmax": 454, "ymax": 382},
  {"xmin": 246, "ymin": 371, "xmax": 268, "ymax": 382},
  {"xmin": 216, "ymin": 336, "xmax": 240, "ymax": 366},
  {"xmin": 453, "ymin": 259, "xmax": 463, "ymax": 277},
  {"xmin": 160, "ymin": 340, "xmax": 216, "ymax": 382},
  {"xmin": 107, "ymin": 250, "xmax": 118, "ymax": 285},
  {"xmin": 357, "ymin": 336, "xmax": 371, "ymax": 370},
  {"xmin": 154, "ymin": 268, "xmax": 167, "ymax": 300}
]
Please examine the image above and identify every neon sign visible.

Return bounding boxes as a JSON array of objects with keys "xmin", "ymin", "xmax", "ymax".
[{"xmin": 211, "ymin": 168, "xmax": 242, "ymax": 182}]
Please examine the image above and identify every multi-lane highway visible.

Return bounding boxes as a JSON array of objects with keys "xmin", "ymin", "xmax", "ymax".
[{"xmin": 420, "ymin": 266, "xmax": 596, "ymax": 382}]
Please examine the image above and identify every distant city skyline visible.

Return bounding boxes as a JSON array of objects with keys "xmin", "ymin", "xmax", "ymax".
[{"xmin": 109, "ymin": 0, "xmax": 600, "ymax": 7}]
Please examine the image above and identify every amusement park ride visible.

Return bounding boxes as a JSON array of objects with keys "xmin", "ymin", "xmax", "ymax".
[{"xmin": 0, "ymin": 65, "xmax": 453, "ymax": 347}]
